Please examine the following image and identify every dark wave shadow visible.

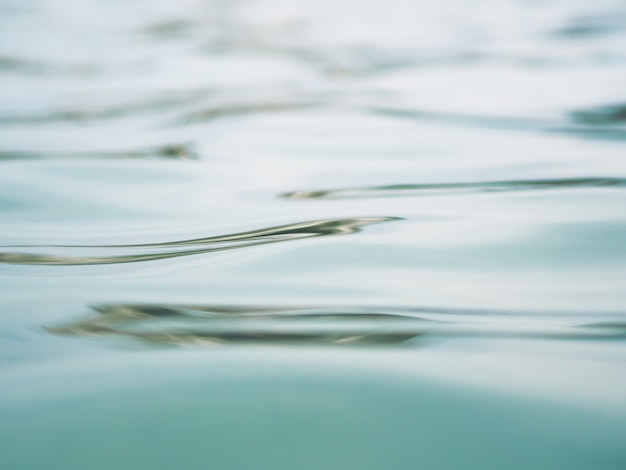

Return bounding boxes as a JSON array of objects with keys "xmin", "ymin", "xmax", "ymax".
[
  {"xmin": 281, "ymin": 177, "xmax": 626, "ymax": 200},
  {"xmin": 0, "ymin": 217, "xmax": 399, "ymax": 266},
  {"xmin": 173, "ymin": 100, "xmax": 320, "ymax": 125},
  {"xmin": 45, "ymin": 303, "xmax": 626, "ymax": 348},
  {"xmin": 570, "ymin": 103, "xmax": 626, "ymax": 125},
  {"xmin": 0, "ymin": 90, "xmax": 210, "ymax": 125},
  {"xmin": 0, "ymin": 143, "xmax": 197, "ymax": 162},
  {"xmin": 0, "ymin": 55, "xmax": 102, "ymax": 76},
  {"xmin": 366, "ymin": 106, "xmax": 626, "ymax": 141},
  {"xmin": 141, "ymin": 19, "xmax": 198, "ymax": 41},
  {"xmin": 0, "ymin": 95, "xmax": 322, "ymax": 127}
]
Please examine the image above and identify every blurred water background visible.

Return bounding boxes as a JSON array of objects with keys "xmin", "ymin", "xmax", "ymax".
[{"xmin": 1, "ymin": 0, "xmax": 626, "ymax": 468}]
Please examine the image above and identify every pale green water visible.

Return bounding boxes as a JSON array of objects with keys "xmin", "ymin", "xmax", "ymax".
[{"xmin": 1, "ymin": 0, "xmax": 626, "ymax": 468}]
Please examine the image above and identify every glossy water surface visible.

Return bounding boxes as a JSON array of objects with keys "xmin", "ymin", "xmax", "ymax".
[{"xmin": 1, "ymin": 1, "xmax": 626, "ymax": 469}]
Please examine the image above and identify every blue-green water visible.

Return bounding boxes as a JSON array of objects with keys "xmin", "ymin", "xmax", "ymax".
[{"xmin": 1, "ymin": 0, "xmax": 626, "ymax": 468}]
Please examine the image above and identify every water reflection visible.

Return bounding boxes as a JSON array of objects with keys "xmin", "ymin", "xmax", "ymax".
[
  {"xmin": 0, "ymin": 91, "xmax": 209, "ymax": 125},
  {"xmin": 570, "ymin": 103, "xmax": 626, "ymax": 125},
  {"xmin": 0, "ymin": 55, "xmax": 102, "ymax": 76},
  {"xmin": 0, "ymin": 143, "xmax": 197, "ymax": 161},
  {"xmin": 281, "ymin": 177, "xmax": 626, "ymax": 200},
  {"xmin": 1, "ymin": 0, "xmax": 626, "ymax": 466},
  {"xmin": 0, "ymin": 217, "xmax": 398, "ymax": 265},
  {"xmin": 175, "ymin": 100, "xmax": 320, "ymax": 124},
  {"xmin": 46, "ymin": 303, "xmax": 626, "ymax": 348},
  {"xmin": 367, "ymin": 106, "xmax": 626, "ymax": 140}
]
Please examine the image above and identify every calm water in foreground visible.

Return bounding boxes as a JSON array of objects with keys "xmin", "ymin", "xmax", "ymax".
[{"xmin": 1, "ymin": 0, "xmax": 626, "ymax": 468}]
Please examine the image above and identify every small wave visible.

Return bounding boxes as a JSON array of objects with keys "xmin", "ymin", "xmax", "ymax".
[
  {"xmin": 45, "ymin": 303, "xmax": 626, "ymax": 348},
  {"xmin": 0, "ymin": 217, "xmax": 398, "ymax": 266},
  {"xmin": 141, "ymin": 19, "xmax": 198, "ymax": 40},
  {"xmin": 366, "ymin": 106, "xmax": 626, "ymax": 140},
  {"xmin": 0, "ymin": 55, "xmax": 101, "ymax": 76},
  {"xmin": 0, "ymin": 91, "xmax": 209, "ymax": 125},
  {"xmin": 281, "ymin": 177, "xmax": 626, "ymax": 200},
  {"xmin": 174, "ymin": 100, "xmax": 320, "ymax": 124},
  {"xmin": 0, "ymin": 143, "xmax": 197, "ymax": 162},
  {"xmin": 570, "ymin": 103, "xmax": 626, "ymax": 125}
]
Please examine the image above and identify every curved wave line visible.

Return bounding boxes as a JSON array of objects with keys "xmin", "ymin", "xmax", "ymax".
[
  {"xmin": 280, "ymin": 177, "xmax": 626, "ymax": 200},
  {"xmin": 45, "ymin": 303, "xmax": 626, "ymax": 347},
  {"xmin": 0, "ymin": 143, "xmax": 198, "ymax": 162},
  {"xmin": 366, "ymin": 106, "xmax": 626, "ymax": 140},
  {"xmin": 0, "ymin": 216, "xmax": 399, "ymax": 266}
]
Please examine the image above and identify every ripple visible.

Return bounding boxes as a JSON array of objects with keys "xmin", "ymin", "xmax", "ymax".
[
  {"xmin": 0, "ymin": 91, "xmax": 209, "ymax": 125},
  {"xmin": 0, "ymin": 143, "xmax": 198, "ymax": 161},
  {"xmin": 174, "ymin": 100, "xmax": 320, "ymax": 124},
  {"xmin": 0, "ymin": 217, "xmax": 398, "ymax": 266},
  {"xmin": 45, "ymin": 303, "xmax": 626, "ymax": 348},
  {"xmin": 0, "ymin": 55, "xmax": 102, "ymax": 76},
  {"xmin": 141, "ymin": 19, "xmax": 198, "ymax": 40},
  {"xmin": 366, "ymin": 106, "xmax": 626, "ymax": 140},
  {"xmin": 281, "ymin": 177, "xmax": 626, "ymax": 200},
  {"xmin": 570, "ymin": 103, "xmax": 626, "ymax": 125},
  {"xmin": 0, "ymin": 56, "xmax": 49, "ymax": 74}
]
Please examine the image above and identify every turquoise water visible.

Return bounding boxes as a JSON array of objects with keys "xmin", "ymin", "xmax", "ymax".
[{"xmin": 1, "ymin": 0, "xmax": 626, "ymax": 468}]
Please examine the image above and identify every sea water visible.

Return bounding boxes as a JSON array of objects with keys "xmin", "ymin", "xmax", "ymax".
[{"xmin": 1, "ymin": 0, "xmax": 626, "ymax": 468}]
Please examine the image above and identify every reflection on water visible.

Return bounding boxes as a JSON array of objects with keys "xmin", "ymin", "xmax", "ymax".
[
  {"xmin": 47, "ymin": 304, "xmax": 427, "ymax": 346},
  {"xmin": 0, "ymin": 143, "xmax": 197, "ymax": 161},
  {"xmin": 176, "ymin": 100, "xmax": 321, "ymax": 124},
  {"xmin": 367, "ymin": 105, "xmax": 626, "ymax": 140},
  {"xmin": 47, "ymin": 303, "xmax": 626, "ymax": 347},
  {"xmin": 0, "ymin": 95, "xmax": 200, "ymax": 125},
  {"xmin": 570, "ymin": 103, "xmax": 626, "ymax": 125},
  {"xmin": 0, "ymin": 217, "xmax": 398, "ymax": 265},
  {"xmin": 2, "ymin": 0, "xmax": 626, "ymax": 468},
  {"xmin": 281, "ymin": 177, "xmax": 626, "ymax": 200}
]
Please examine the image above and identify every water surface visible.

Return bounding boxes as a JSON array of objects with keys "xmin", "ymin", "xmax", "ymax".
[{"xmin": 1, "ymin": 0, "xmax": 626, "ymax": 469}]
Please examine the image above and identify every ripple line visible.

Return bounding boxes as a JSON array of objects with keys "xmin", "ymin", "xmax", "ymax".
[
  {"xmin": 366, "ymin": 106, "xmax": 626, "ymax": 140},
  {"xmin": 280, "ymin": 177, "xmax": 626, "ymax": 200},
  {"xmin": 570, "ymin": 103, "xmax": 626, "ymax": 125},
  {"xmin": 45, "ymin": 303, "xmax": 626, "ymax": 347},
  {"xmin": 174, "ymin": 100, "xmax": 320, "ymax": 125},
  {"xmin": 0, "ymin": 143, "xmax": 197, "ymax": 162},
  {"xmin": 0, "ymin": 91, "xmax": 209, "ymax": 125},
  {"xmin": 0, "ymin": 217, "xmax": 399, "ymax": 266}
]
